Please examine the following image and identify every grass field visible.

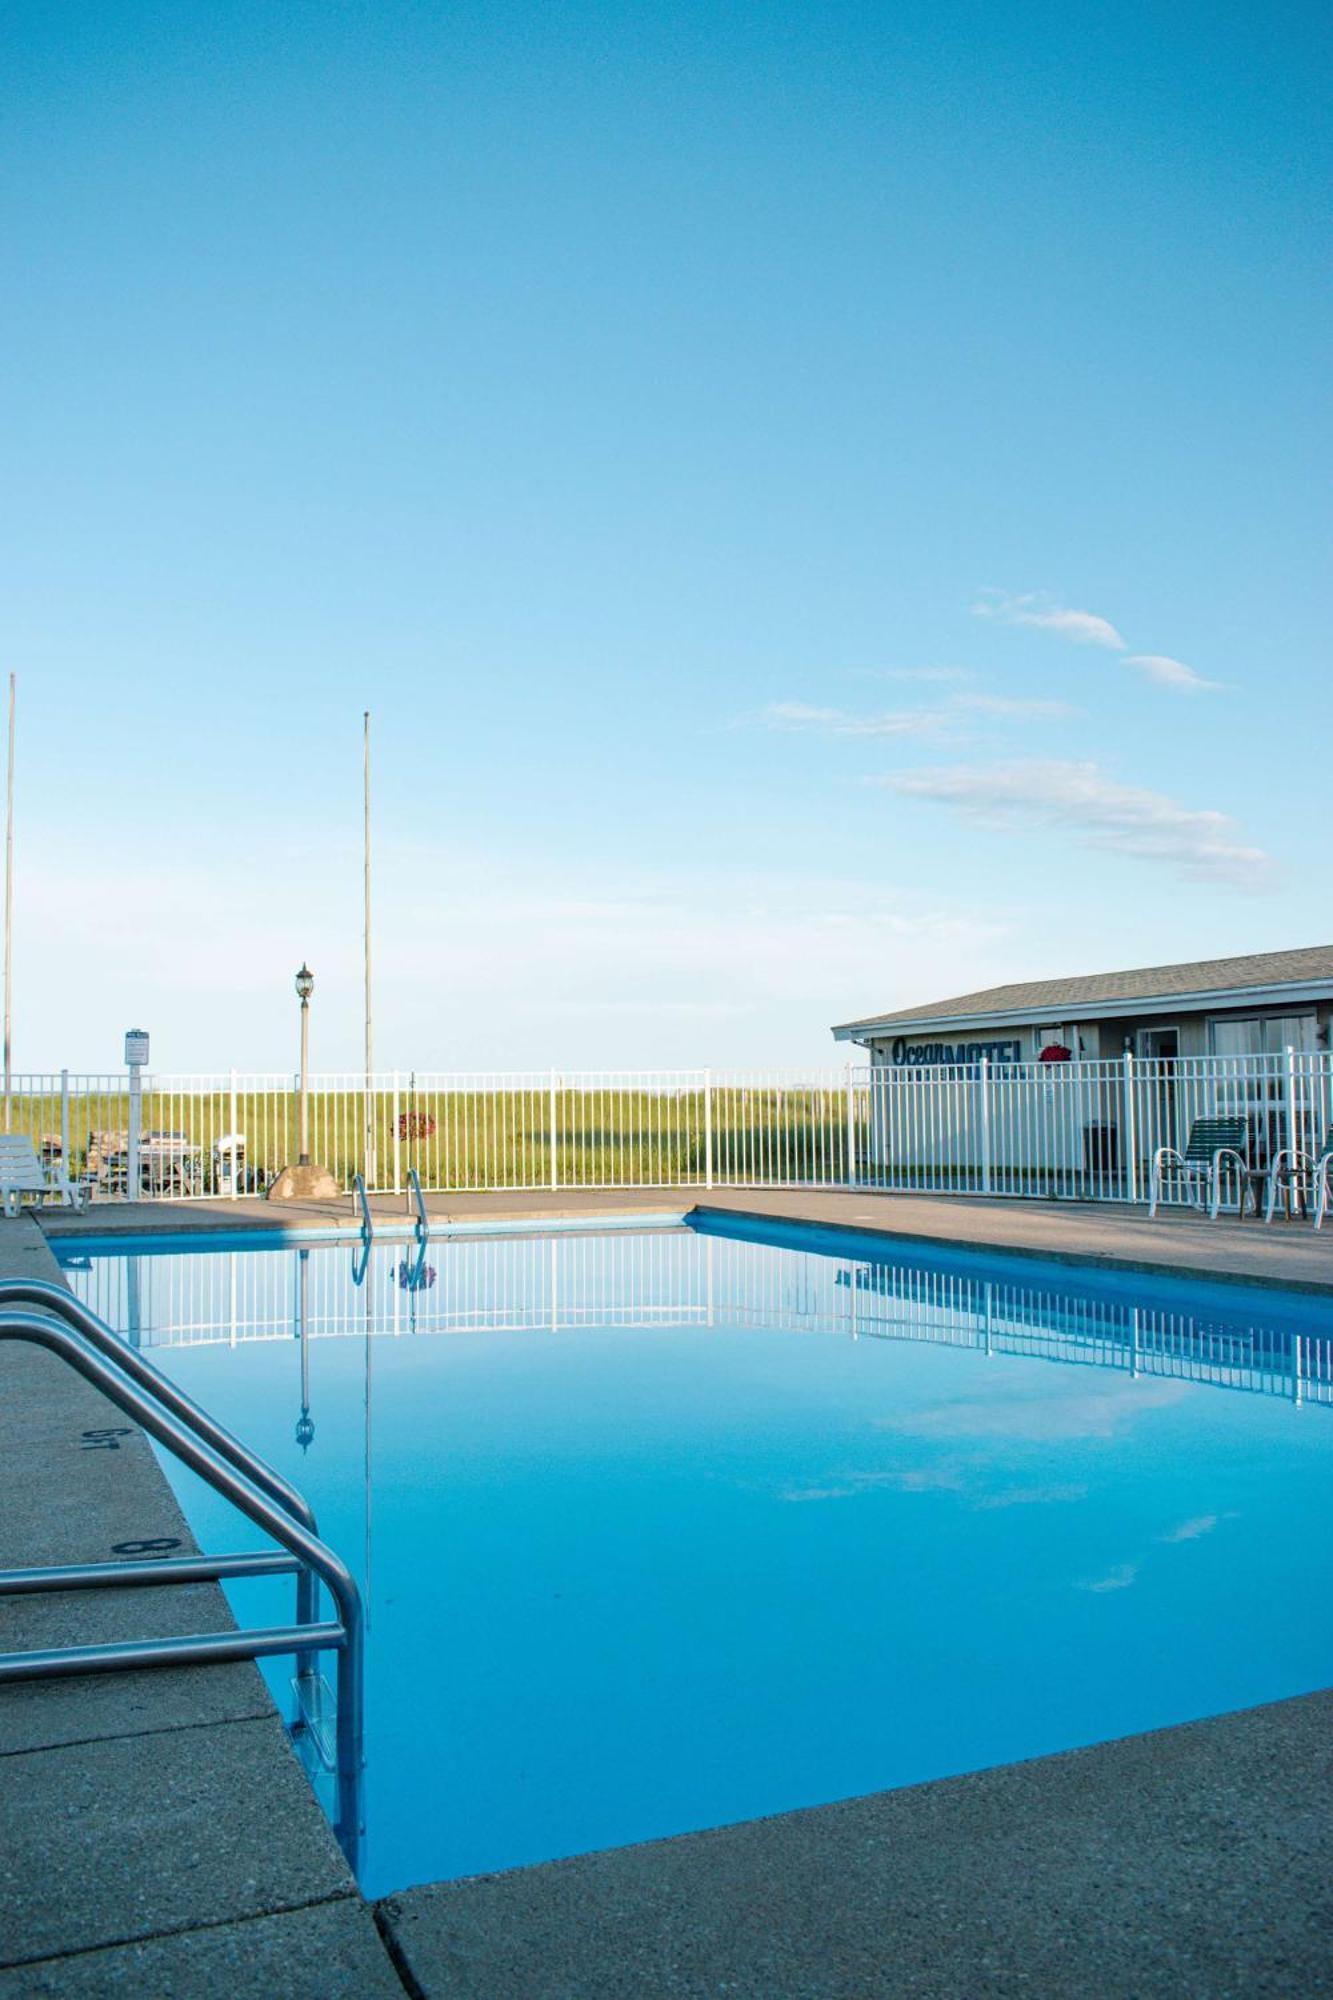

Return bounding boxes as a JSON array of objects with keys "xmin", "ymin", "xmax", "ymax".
[{"xmin": 7, "ymin": 1081, "xmax": 855, "ymax": 1195}]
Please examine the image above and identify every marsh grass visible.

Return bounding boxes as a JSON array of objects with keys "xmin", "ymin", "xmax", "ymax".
[{"xmin": 7, "ymin": 1082, "xmax": 853, "ymax": 1194}]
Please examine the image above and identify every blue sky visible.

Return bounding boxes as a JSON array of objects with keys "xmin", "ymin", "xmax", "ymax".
[{"xmin": 1, "ymin": 1, "xmax": 1327, "ymax": 1070}]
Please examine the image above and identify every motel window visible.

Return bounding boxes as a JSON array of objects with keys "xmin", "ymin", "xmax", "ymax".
[
  {"xmin": 1210, "ymin": 1015, "xmax": 1316, "ymax": 1058},
  {"xmin": 1209, "ymin": 1015, "xmax": 1317, "ymax": 1163}
]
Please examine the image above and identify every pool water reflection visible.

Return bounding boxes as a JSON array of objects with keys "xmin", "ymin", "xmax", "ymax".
[{"xmin": 57, "ymin": 1222, "xmax": 1333, "ymax": 1898}]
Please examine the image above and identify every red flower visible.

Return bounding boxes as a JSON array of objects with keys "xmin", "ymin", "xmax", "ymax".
[{"xmin": 397, "ymin": 1112, "xmax": 438, "ymax": 1140}]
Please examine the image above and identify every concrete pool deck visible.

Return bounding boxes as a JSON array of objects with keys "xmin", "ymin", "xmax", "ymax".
[
  {"xmin": 379, "ymin": 1688, "xmax": 1333, "ymax": 2000},
  {"xmin": 4, "ymin": 1190, "xmax": 1332, "ymax": 1994},
  {"xmin": 0, "ymin": 1218, "xmax": 404, "ymax": 1997}
]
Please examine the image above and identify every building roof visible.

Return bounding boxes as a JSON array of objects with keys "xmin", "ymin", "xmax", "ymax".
[{"xmin": 833, "ymin": 945, "xmax": 1333, "ymax": 1040}]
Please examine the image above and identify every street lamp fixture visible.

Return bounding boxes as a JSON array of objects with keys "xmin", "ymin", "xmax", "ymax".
[{"xmin": 296, "ymin": 963, "xmax": 314, "ymax": 1003}]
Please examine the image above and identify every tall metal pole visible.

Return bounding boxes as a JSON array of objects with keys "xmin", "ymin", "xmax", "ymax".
[
  {"xmin": 4, "ymin": 673, "xmax": 14, "ymax": 1130},
  {"xmin": 363, "ymin": 711, "xmax": 375, "ymax": 1188}
]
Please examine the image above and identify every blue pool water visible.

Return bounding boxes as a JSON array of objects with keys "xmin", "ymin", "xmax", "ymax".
[{"xmin": 56, "ymin": 1219, "xmax": 1333, "ymax": 1898}]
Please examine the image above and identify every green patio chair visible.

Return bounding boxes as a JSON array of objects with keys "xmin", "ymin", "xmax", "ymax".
[{"xmin": 1147, "ymin": 1117, "xmax": 1248, "ymax": 1220}]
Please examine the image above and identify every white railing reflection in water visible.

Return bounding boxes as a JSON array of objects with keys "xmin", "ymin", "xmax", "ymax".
[
  {"xmin": 61, "ymin": 1228, "xmax": 1333, "ymax": 1409},
  {"xmin": 12, "ymin": 1051, "xmax": 1333, "ymax": 1209}
]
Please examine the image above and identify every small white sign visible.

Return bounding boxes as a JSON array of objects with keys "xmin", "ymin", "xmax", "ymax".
[{"xmin": 124, "ymin": 1030, "xmax": 150, "ymax": 1067}]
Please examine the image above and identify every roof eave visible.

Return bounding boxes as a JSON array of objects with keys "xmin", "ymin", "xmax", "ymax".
[{"xmin": 831, "ymin": 975, "xmax": 1333, "ymax": 1044}]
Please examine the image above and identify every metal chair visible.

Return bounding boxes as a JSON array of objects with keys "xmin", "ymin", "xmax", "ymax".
[
  {"xmin": 1262, "ymin": 1130, "xmax": 1333, "ymax": 1229},
  {"xmin": 1147, "ymin": 1116, "xmax": 1248, "ymax": 1219}
]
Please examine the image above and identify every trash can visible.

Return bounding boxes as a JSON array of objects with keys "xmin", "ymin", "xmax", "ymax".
[
  {"xmin": 214, "ymin": 1132, "xmax": 247, "ymax": 1197},
  {"xmin": 1083, "ymin": 1123, "xmax": 1119, "ymax": 1174}
]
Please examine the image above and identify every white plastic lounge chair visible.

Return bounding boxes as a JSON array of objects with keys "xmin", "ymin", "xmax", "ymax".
[
  {"xmin": 1263, "ymin": 1130, "xmax": 1333, "ymax": 1229},
  {"xmin": 1147, "ymin": 1117, "xmax": 1248, "ymax": 1220},
  {"xmin": 0, "ymin": 1134, "xmax": 87, "ymax": 1216}
]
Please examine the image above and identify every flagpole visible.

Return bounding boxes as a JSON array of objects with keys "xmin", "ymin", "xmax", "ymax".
[
  {"xmin": 363, "ymin": 710, "xmax": 375, "ymax": 1186},
  {"xmin": 4, "ymin": 673, "xmax": 14, "ymax": 1130}
]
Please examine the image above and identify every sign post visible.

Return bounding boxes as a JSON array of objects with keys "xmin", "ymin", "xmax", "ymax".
[{"xmin": 124, "ymin": 1030, "xmax": 149, "ymax": 1203}]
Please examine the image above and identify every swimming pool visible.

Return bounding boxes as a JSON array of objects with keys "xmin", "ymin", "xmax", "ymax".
[{"xmin": 56, "ymin": 1218, "xmax": 1333, "ymax": 1899}]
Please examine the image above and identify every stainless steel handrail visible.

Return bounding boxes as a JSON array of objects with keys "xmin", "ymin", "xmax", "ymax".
[
  {"xmin": 352, "ymin": 1173, "xmax": 373, "ymax": 1239},
  {"xmin": 0, "ymin": 1309, "xmax": 363, "ymax": 1860},
  {"xmin": 0, "ymin": 1281, "xmax": 316, "ymax": 1529},
  {"xmin": 0, "ymin": 1278, "xmax": 320, "ymax": 1669},
  {"xmin": 3, "ymin": 1551, "xmax": 301, "ymax": 1593},
  {"xmin": 407, "ymin": 1166, "xmax": 429, "ymax": 1243}
]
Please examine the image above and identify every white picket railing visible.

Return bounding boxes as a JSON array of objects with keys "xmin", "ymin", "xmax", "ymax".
[
  {"xmin": 860, "ymin": 1050, "xmax": 1333, "ymax": 1206},
  {"xmin": 6, "ymin": 1051, "xmax": 1332, "ymax": 1209}
]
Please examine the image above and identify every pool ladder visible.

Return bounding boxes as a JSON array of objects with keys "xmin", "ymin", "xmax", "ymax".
[
  {"xmin": 352, "ymin": 1170, "xmax": 429, "ymax": 1245},
  {"xmin": 407, "ymin": 1166, "xmax": 430, "ymax": 1244},
  {"xmin": 0, "ymin": 1279, "xmax": 364, "ymax": 1865}
]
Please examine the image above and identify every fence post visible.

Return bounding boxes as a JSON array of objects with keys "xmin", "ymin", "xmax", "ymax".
[
  {"xmin": 978, "ymin": 1056, "xmax": 991, "ymax": 1195},
  {"xmin": 703, "ymin": 1069, "xmax": 713, "ymax": 1189},
  {"xmin": 229, "ymin": 1068, "xmax": 238, "ymax": 1198},
  {"xmin": 392, "ymin": 1071, "xmax": 402, "ymax": 1196},
  {"xmin": 1284, "ymin": 1045, "xmax": 1299, "ymax": 1179},
  {"xmin": 127, "ymin": 1060, "xmax": 142, "ymax": 1203},
  {"xmin": 550, "ymin": 1068, "xmax": 559, "ymax": 1190},
  {"xmin": 845, "ymin": 1061, "xmax": 857, "ymax": 1188},
  {"xmin": 1122, "ymin": 1051, "xmax": 1138, "ymax": 1204},
  {"xmin": 60, "ymin": 1069, "xmax": 70, "ymax": 1183}
]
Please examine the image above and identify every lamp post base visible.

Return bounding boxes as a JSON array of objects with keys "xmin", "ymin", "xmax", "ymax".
[{"xmin": 268, "ymin": 1162, "xmax": 341, "ymax": 1201}]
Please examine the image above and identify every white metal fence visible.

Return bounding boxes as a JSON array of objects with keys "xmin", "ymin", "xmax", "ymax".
[
  {"xmin": 862, "ymin": 1050, "xmax": 1333, "ymax": 1205},
  {"xmin": 7, "ymin": 1050, "xmax": 1332, "ymax": 1209}
]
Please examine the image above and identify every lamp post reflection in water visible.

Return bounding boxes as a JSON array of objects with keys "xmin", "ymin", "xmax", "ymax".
[{"xmin": 294, "ymin": 1248, "xmax": 314, "ymax": 1452}]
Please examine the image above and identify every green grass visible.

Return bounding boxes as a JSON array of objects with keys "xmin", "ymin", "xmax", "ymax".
[{"xmin": 11, "ymin": 1085, "xmax": 854, "ymax": 1195}]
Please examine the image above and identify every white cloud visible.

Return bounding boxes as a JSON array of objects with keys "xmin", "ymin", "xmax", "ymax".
[
  {"xmin": 872, "ymin": 667, "xmax": 972, "ymax": 684},
  {"xmin": 973, "ymin": 592, "xmax": 1223, "ymax": 692},
  {"xmin": 761, "ymin": 701, "xmax": 952, "ymax": 738},
  {"xmin": 781, "ymin": 1465, "xmax": 965, "ymax": 1502},
  {"xmin": 880, "ymin": 759, "xmax": 1274, "ymax": 890},
  {"xmin": 762, "ymin": 701, "xmax": 847, "ymax": 728},
  {"xmin": 1078, "ymin": 1562, "xmax": 1140, "ymax": 1594},
  {"xmin": 951, "ymin": 693, "xmax": 1078, "ymax": 719},
  {"xmin": 875, "ymin": 1380, "xmax": 1190, "ymax": 1442},
  {"xmin": 1124, "ymin": 654, "xmax": 1219, "ymax": 694},
  {"xmin": 974, "ymin": 1483, "xmax": 1088, "ymax": 1510},
  {"xmin": 1157, "ymin": 1513, "xmax": 1234, "ymax": 1543},
  {"xmin": 973, "ymin": 591, "xmax": 1126, "ymax": 651},
  {"xmin": 760, "ymin": 691, "xmax": 1075, "ymax": 737}
]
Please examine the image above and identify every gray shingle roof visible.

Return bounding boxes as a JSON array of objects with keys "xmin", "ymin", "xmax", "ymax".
[{"xmin": 834, "ymin": 945, "xmax": 1333, "ymax": 1036}]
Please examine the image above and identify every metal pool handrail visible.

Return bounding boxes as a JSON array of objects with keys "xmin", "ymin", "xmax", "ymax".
[
  {"xmin": 0, "ymin": 1277, "xmax": 321, "ymax": 1674},
  {"xmin": 0, "ymin": 1280, "xmax": 316, "ymax": 1531},
  {"xmin": 407, "ymin": 1165, "xmax": 429, "ymax": 1243},
  {"xmin": 352, "ymin": 1173, "xmax": 373, "ymax": 1239},
  {"xmin": 0, "ymin": 1307, "xmax": 363, "ymax": 1859}
]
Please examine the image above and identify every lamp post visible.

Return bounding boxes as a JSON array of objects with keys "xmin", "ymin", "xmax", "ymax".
[
  {"xmin": 268, "ymin": 962, "xmax": 338, "ymax": 1201},
  {"xmin": 296, "ymin": 963, "xmax": 314, "ymax": 1168}
]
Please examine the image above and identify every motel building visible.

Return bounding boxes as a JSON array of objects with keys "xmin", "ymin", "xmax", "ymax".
[{"xmin": 831, "ymin": 945, "xmax": 1333, "ymax": 1188}]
